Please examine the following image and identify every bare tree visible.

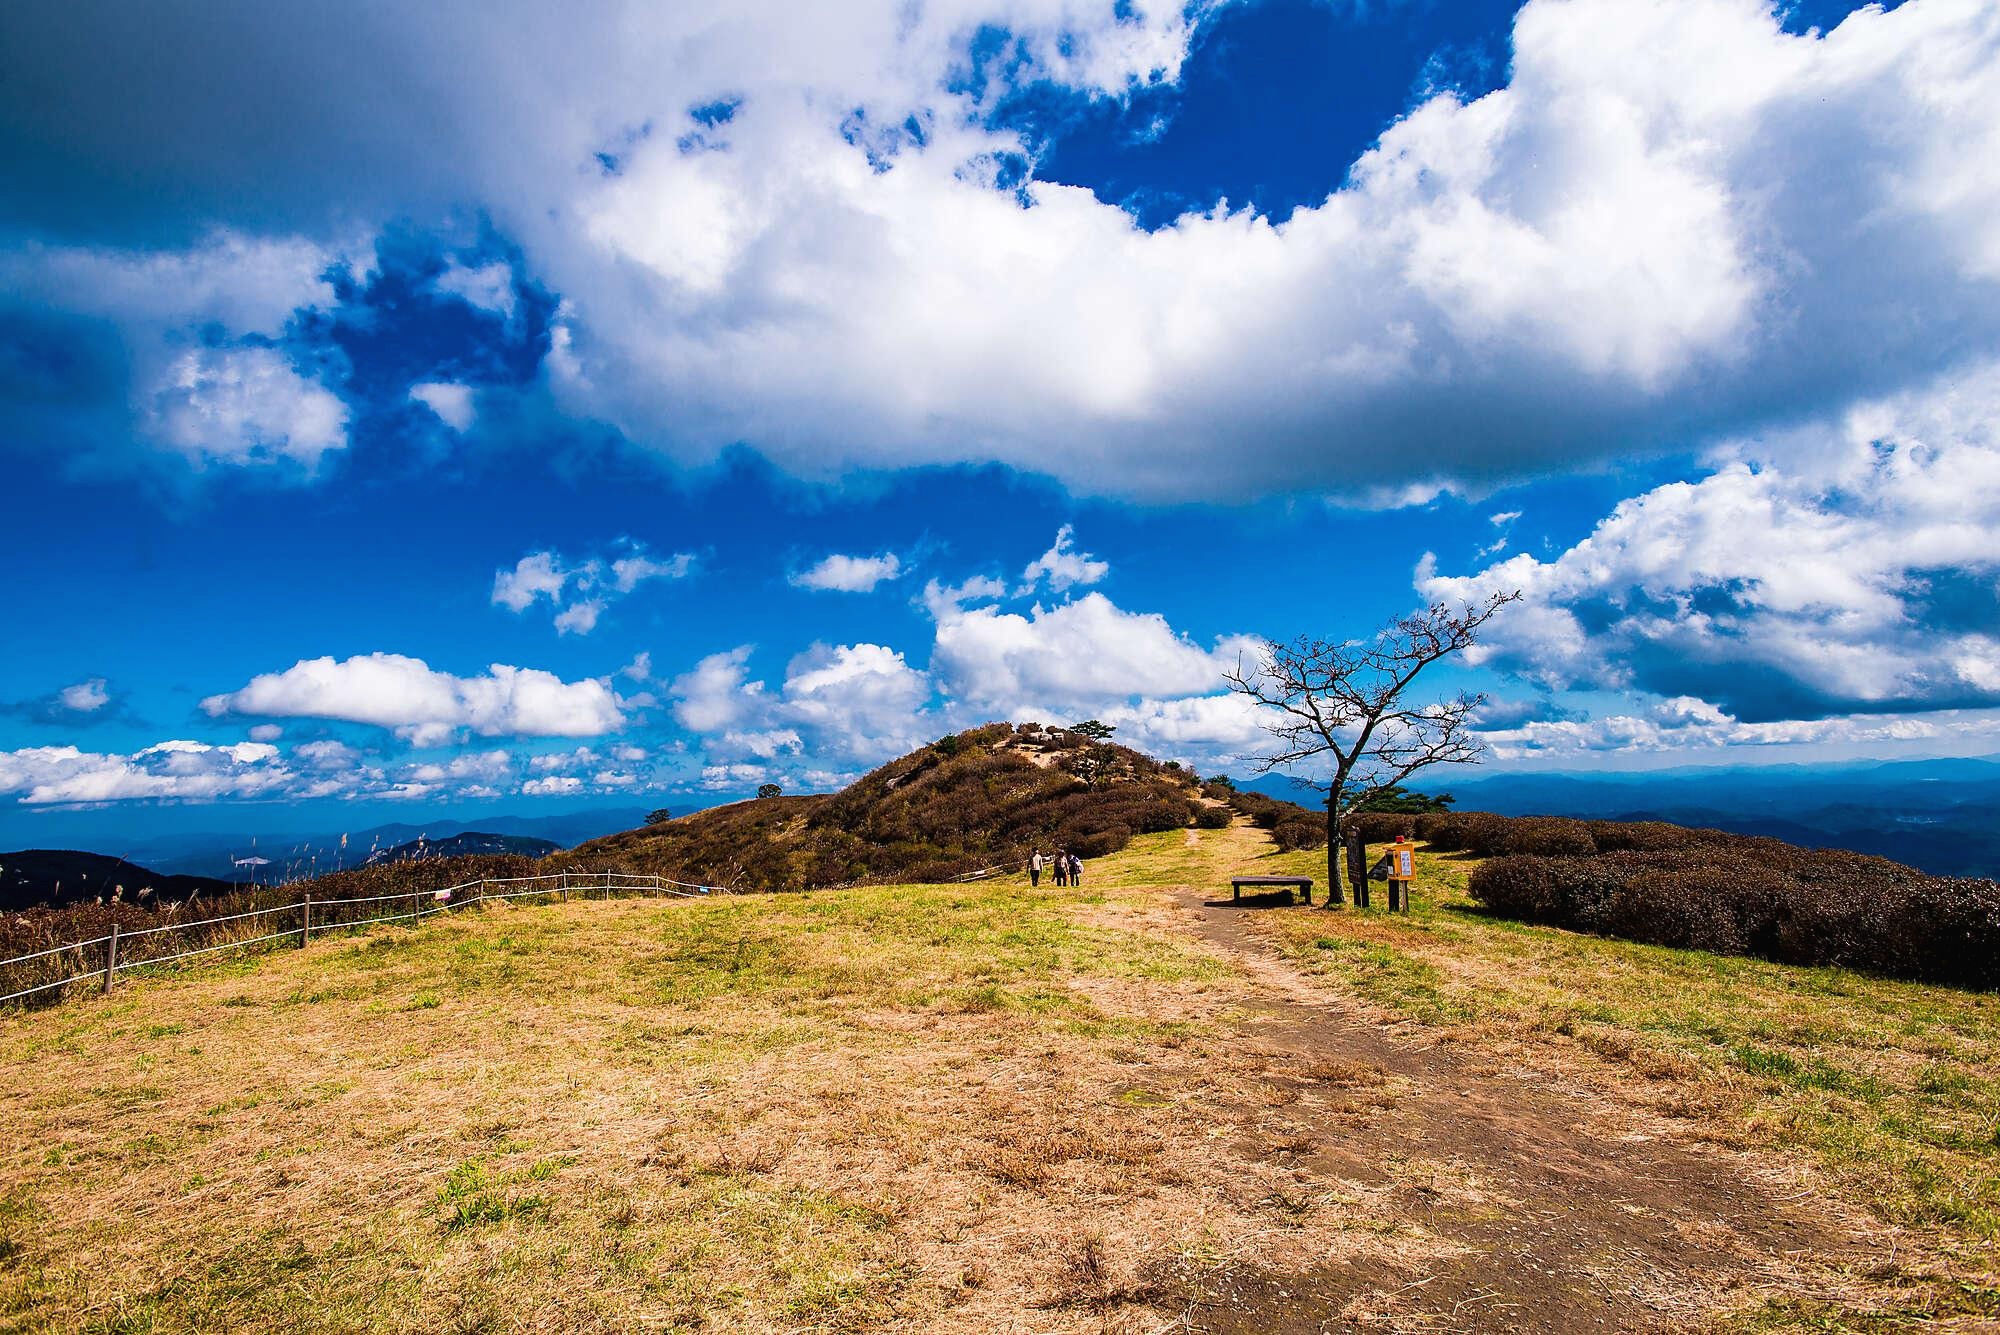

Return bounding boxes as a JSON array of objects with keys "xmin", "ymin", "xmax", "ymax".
[{"xmin": 1223, "ymin": 592, "xmax": 1520, "ymax": 906}]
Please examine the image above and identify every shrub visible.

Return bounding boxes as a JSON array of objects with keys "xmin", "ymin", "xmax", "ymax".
[
  {"xmin": 1495, "ymin": 817, "xmax": 1597, "ymax": 857},
  {"xmin": 1344, "ymin": 812, "xmax": 1416, "ymax": 845},
  {"xmin": 1601, "ymin": 864, "xmax": 1776, "ymax": 957},
  {"xmin": 1069, "ymin": 826, "xmax": 1131, "ymax": 859},
  {"xmin": 1469, "ymin": 840, "xmax": 2000, "ymax": 991},
  {"xmin": 1909, "ymin": 877, "xmax": 2000, "ymax": 989},
  {"xmin": 1465, "ymin": 856, "xmax": 1567, "ymax": 922},
  {"xmin": 1468, "ymin": 855, "xmax": 1628, "ymax": 929},
  {"xmin": 1417, "ymin": 811, "xmax": 1508, "ymax": 854},
  {"xmin": 1585, "ymin": 820, "xmax": 1713, "ymax": 853},
  {"xmin": 1273, "ymin": 819, "xmax": 1326, "ymax": 852},
  {"xmin": 1193, "ymin": 806, "xmax": 1233, "ymax": 830}
]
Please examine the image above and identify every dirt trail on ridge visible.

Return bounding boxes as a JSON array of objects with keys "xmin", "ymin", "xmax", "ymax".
[{"xmin": 1140, "ymin": 824, "xmax": 1865, "ymax": 1333}]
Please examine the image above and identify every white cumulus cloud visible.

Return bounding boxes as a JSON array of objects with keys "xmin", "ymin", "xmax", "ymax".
[
  {"xmin": 56, "ymin": 678, "xmax": 109, "ymax": 713},
  {"xmin": 200, "ymin": 652, "xmax": 626, "ymax": 740},
  {"xmin": 791, "ymin": 552, "xmax": 903, "ymax": 593},
  {"xmin": 409, "ymin": 380, "xmax": 476, "ymax": 432},
  {"xmin": 1018, "ymin": 526, "xmax": 1109, "ymax": 594},
  {"xmin": 493, "ymin": 545, "xmax": 693, "ymax": 634},
  {"xmin": 1419, "ymin": 361, "xmax": 2000, "ymax": 723},
  {"xmin": 13, "ymin": 2, "xmax": 2000, "ymax": 497},
  {"xmin": 931, "ymin": 590, "xmax": 1254, "ymax": 717}
]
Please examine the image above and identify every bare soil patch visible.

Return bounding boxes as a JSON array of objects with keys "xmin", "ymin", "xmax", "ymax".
[{"xmin": 1149, "ymin": 889, "xmax": 1863, "ymax": 1331}]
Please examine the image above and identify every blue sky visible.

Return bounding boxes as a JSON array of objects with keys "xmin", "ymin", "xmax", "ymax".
[{"xmin": 2, "ymin": 0, "xmax": 1998, "ymax": 841}]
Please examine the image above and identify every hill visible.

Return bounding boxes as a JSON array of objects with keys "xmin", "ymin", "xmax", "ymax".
[
  {"xmin": 363, "ymin": 831, "xmax": 561, "ymax": 865},
  {"xmin": 571, "ymin": 721, "xmax": 1203, "ymax": 891},
  {"xmin": 0, "ymin": 849, "xmax": 242, "ymax": 913}
]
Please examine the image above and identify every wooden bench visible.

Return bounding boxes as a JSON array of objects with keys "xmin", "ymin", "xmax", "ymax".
[{"xmin": 1230, "ymin": 875, "xmax": 1314, "ymax": 905}]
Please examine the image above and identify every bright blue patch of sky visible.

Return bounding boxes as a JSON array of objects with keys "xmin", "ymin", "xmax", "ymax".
[
  {"xmin": 1777, "ymin": 0, "xmax": 1905, "ymax": 36},
  {"xmin": 991, "ymin": 0, "xmax": 1521, "ymax": 228}
]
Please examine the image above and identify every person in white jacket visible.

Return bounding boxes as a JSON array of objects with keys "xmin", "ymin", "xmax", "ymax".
[{"xmin": 1029, "ymin": 849, "xmax": 1044, "ymax": 888}]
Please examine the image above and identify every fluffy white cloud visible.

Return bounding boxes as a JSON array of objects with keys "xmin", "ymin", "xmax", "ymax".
[
  {"xmin": 610, "ymin": 550, "xmax": 692, "ymax": 591},
  {"xmin": 791, "ymin": 552, "xmax": 903, "ymax": 593},
  {"xmin": 670, "ymin": 646, "xmax": 765, "ymax": 733},
  {"xmin": 715, "ymin": 728, "xmax": 804, "ymax": 761},
  {"xmin": 56, "ymin": 678, "xmax": 109, "ymax": 713},
  {"xmin": 535, "ymin": 0, "xmax": 2000, "ymax": 499},
  {"xmin": 147, "ymin": 344, "xmax": 347, "ymax": 469},
  {"xmin": 781, "ymin": 643, "xmax": 934, "ymax": 761},
  {"xmin": 1420, "ymin": 362, "xmax": 2000, "ymax": 721},
  {"xmin": 409, "ymin": 380, "xmax": 476, "ymax": 432},
  {"xmin": 699, "ymin": 762, "xmax": 775, "ymax": 792},
  {"xmin": 1019, "ymin": 526, "xmax": 1108, "ymax": 594},
  {"xmin": 493, "ymin": 545, "xmax": 692, "ymax": 634},
  {"xmin": 1477, "ymin": 698, "xmax": 2000, "ymax": 761},
  {"xmin": 671, "ymin": 641, "xmax": 934, "ymax": 765},
  {"xmin": 432, "ymin": 259, "xmax": 517, "ymax": 320},
  {"xmin": 403, "ymin": 749, "xmax": 511, "ymax": 784},
  {"xmin": 1095, "ymin": 692, "xmax": 1270, "ymax": 760},
  {"xmin": 492, "ymin": 551, "xmax": 569, "ymax": 611},
  {"xmin": 0, "ymin": 730, "xmax": 667, "ymax": 810},
  {"xmin": 932, "ymin": 590, "xmax": 1255, "ymax": 716},
  {"xmin": 293, "ymin": 739, "xmax": 357, "ymax": 767},
  {"xmin": 529, "ymin": 746, "xmax": 598, "ymax": 773},
  {"xmin": 200, "ymin": 652, "xmax": 625, "ymax": 739},
  {"xmin": 0, "ymin": 739, "xmax": 290, "ymax": 805},
  {"xmin": 13, "ymin": 1, "xmax": 2000, "ymax": 497},
  {"xmin": 0, "ymin": 232, "xmax": 348, "ymax": 469}
]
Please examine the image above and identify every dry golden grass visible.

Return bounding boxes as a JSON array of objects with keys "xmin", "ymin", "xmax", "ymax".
[
  {"xmin": 0, "ymin": 877, "xmax": 1417, "ymax": 1334},
  {"xmin": 6, "ymin": 818, "xmax": 1999, "ymax": 1332}
]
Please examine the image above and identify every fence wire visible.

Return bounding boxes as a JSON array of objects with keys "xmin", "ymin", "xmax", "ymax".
[{"xmin": 1, "ymin": 870, "xmax": 726, "ymax": 1009}]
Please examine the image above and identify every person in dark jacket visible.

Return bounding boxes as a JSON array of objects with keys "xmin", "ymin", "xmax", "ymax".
[{"xmin": 1067, "ymin": 851, "xmax": 1083, "ymax": 886}]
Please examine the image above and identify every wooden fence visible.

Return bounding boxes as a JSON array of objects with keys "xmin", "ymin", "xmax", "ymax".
[{"xmin": 0, "ymin": 870, "xmax": 728, "ymax": 1009}]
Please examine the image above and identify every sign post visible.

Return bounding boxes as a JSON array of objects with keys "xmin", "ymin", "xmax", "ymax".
[{"xmin": 1387, "ymin": 836, "xmax": 1415, "ymax": 914}]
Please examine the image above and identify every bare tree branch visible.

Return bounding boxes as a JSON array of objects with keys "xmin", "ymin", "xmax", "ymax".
[{"xmin": 1223, "ymin": 591, "xmax": 1521, "ymax": 906}]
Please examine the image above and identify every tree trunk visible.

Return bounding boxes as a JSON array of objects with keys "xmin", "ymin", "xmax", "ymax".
[
  {"xmin": 1346, "ymin": 830, "xmax": 1368, "ymax": 909},
  {"xmin": 1323, "ymin": 785, "xmax": 1344, "ymax": 907}
]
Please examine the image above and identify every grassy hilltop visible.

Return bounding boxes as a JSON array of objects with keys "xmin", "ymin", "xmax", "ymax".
[
  {"xmin": 3, "ymin": 805, "xmax": 1999, "ymax": 1331},
  {"xmin": 570, "ymin": 722, "xmax": 1201, "ymax": 892}
]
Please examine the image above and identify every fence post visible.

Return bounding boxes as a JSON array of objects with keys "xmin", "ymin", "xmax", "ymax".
[
  {"xmin": 560, "ymin": 875, "xmax": 568, "ymax": 904},
  {"xmin": 301, "ymin": 891, "xmax": 312, "ymax": 947},
  {"xmin": 103, "ymin": 923, "xmax": 119, "ymax": 993}
]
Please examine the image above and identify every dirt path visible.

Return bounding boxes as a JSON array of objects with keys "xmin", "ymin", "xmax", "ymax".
[{"xmin": 1136, "ymin": 827, "xmax": 1863, "ymax": 1332}]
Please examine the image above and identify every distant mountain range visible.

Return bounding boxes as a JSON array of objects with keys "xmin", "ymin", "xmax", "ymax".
[
  {"xmin": 90, "ymin": 807, "xmax": 653, "ymax": 881},
  {"xmin": 0, "ymin": 849, "xmax": 242, "ymax": 913},
  {"xmin": 363, "ymin": 832, "xmax": 561, "ymax": 864},
  {"xmin": 1, "ymin": 829, "xmax": 568, "ymax": 912},
  {"xmin": 1238, "ymin": 755, "xmax": 2000, "ymax": 877}
]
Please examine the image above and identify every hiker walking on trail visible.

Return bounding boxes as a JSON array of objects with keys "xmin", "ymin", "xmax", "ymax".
[
  {"xmin": 1053, "ymin": 849, "xmax": 1069, "ymax": 888},
  {"xmin": 1067, "ymin": 851, "xmax": 1083, "ymax": 887},
  {"xmin": 1029, "ymin": 849, "xmax": 1044, "ymax": 888}
]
